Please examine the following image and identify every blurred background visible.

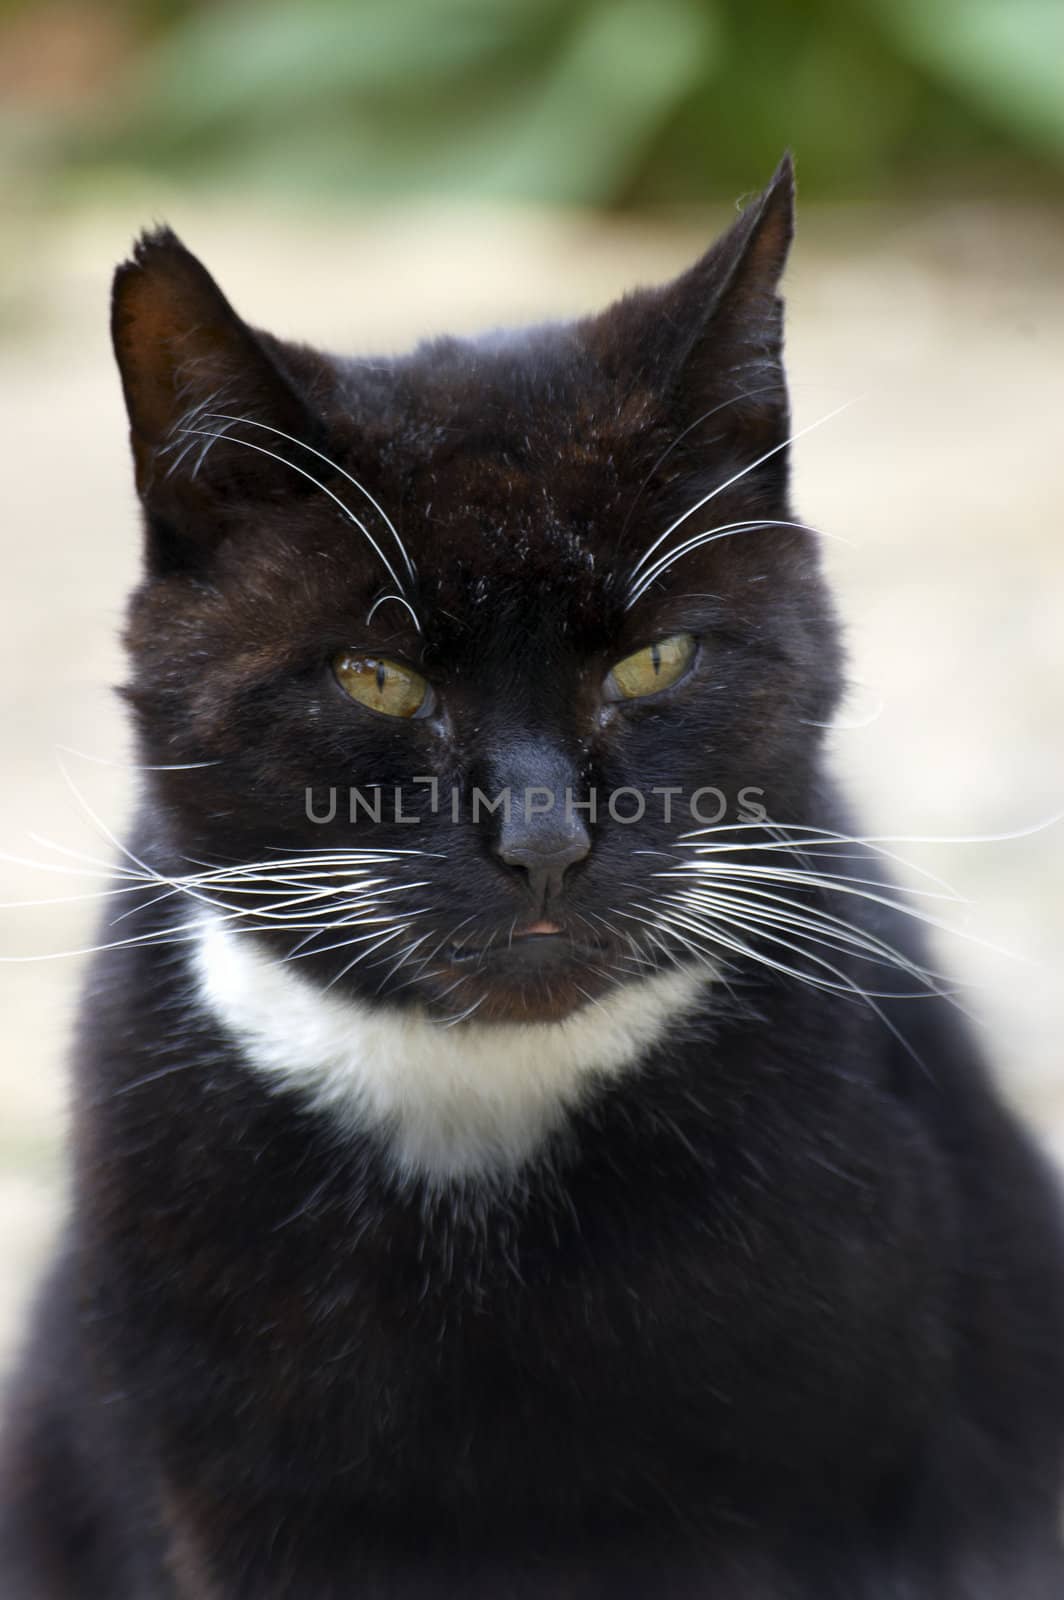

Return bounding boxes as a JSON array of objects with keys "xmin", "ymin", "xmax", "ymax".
[{"xmin": 1, "ymin": 0, "xmax": 1062, "ymax": 1370}]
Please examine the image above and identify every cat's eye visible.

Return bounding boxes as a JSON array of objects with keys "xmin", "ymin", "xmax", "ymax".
[
  {"xmin": 607, "ymin": 633, "xmax": 696, "ymax": 701},
  {"xmin": 333, "ymin": 652, "xmax": 432, "ymax": 719}
]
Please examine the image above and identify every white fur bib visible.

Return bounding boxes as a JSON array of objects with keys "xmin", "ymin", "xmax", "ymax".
[{"xmin": 193, "ymin": 914, "xmax": 710, "ymax": 1182}]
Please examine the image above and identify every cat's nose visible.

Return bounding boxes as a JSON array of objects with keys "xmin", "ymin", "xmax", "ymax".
[{"xmin": 496, "ymin": 814, "xmax": 591, "ymax": 907}]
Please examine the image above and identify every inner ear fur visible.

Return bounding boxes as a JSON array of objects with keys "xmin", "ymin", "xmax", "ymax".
[
  {"xmin": 111, "ymin": 227, "xmax": 327, "ymax": 571},
  {"xmin": 588, "ymin": 154, "xmax": 796, "ymax": 467}
]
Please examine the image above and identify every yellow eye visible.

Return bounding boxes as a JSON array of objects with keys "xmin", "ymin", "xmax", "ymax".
[
  {"xmin": 333, "ymin": 652, "xmax": 430, "ymax": 719},
  {"xmin": 609, "ymin": 632, "xmax": 696, "ymax": 700}
]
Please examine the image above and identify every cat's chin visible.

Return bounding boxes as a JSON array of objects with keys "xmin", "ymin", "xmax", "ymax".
[
  {"xmin": 433, "ymin": 977, "xmax": 613, "ymax": 1025},
  {"xmin": 424, "ymin": 932, "xmax": 620, "ymax": 1024}
]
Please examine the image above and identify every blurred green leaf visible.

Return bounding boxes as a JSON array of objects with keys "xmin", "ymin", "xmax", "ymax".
[
  {"xmin": 82, "ymin": 0, "xmax": 714, "ymax": 203},
  {"xmin": 867, "ymin": 0, "xmax": 1064, "ymax": 155},
  {"xmin": 134, "ymin": 0, "xmax": 535, "ymax": 129},
  {"xmin": 458, "ymin": 0, "xmax": 716, "ymax": 202},
  {"xmin": 7, "ymin": 0, "xmax": 1061, "ymax": 206}
]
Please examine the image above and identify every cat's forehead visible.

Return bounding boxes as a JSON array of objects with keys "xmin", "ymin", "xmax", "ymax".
[{"xmin": 329, "ymin": 331, "xmax": 662, "ymax": 602}]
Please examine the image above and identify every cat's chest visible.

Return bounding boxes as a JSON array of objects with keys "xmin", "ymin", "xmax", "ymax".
[{"xmin": 192, "ymin": 911, "xmax": 711, "ymax": 1181}]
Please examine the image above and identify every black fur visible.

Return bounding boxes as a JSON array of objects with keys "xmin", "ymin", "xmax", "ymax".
[{"xmin": 3, "ymin": 158, "xmax": 1063, "ymax": 1597}]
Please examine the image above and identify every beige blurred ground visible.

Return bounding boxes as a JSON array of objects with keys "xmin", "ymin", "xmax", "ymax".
[{"xmin": 1, "ymin": 194, "xmax": 1062, "ymax": 1375}]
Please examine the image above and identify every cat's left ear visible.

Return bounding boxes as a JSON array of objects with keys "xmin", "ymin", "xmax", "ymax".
[
  {"xmin": 668, "ymin": 151, "xmax": 794, "ymax": 429},
  {"xmin": 595, "ymin": 153, "xmax": 795, "ymax": 472}
]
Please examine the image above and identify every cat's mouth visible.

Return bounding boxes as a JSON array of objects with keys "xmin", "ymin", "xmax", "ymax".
[
  {"xmin": 446, "ymin": 923, "xmax": 607, "ymax": 968},
  {"xmin": 437, "ymin": 920, "xmax": 615, "ymax": 1021}
]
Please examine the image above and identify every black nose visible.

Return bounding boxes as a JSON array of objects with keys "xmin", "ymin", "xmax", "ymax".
[{"xmin": 496, "ymin": 812, "xmax": 591, "ymax": 907}]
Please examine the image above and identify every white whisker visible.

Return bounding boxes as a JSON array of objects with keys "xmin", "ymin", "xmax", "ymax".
[
  {"xmin": 366, "ymin": 592, "xmax": 421, "ymax": 632},
  {"xmin": 201, "ymin": 412, "xmax": 417, "ymax": 587},
  {"xmin": 644, "ymin": 897, "xmax": 932, "ymax": 1070},
  {"xmin": 175, "ymin": 427, "xmax": 413, "ymax": 606},
  {"xmin": 321, "ymin": 924, "xmax": 414, "ymax": 991},
  {"xmin": 627, "ymin": 518, "xmax": 850, "ymax": 608},
  {"xmin": 54, "ymin": 744, "xmax": 221, "ymax": 772},
  {"xmin": 617, "ymin": 383, "xmax": 788, "ymax": 547},
  {"xmin": 627, "ymin": 399, "xmax": 854, "ymax": 597},
  {"xmin": 668, "ymin": 883, "xmax": 953, "ymax": 994}
]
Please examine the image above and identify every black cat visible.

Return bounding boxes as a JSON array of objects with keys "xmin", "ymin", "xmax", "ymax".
[{"xmin": 3, "ymin": 156, "xmax": 1063, "ymax": 1597}]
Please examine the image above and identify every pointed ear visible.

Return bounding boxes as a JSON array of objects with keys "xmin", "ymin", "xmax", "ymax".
[
  {"xmin": 111, "ymin": 228, "xmax": 322, "ymax": 573},
  {"xmin": 664, "ymin": 152, "xmax": 794, "ymax": 458},
  {"xmin": 591, "ymin": 155, "xmax": 795, "ymax": 496}
]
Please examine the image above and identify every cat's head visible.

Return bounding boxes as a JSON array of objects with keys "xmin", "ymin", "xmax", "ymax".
[{"xmin": 112, "ymin": 155, "xmax": 842, "ymax": 1024}]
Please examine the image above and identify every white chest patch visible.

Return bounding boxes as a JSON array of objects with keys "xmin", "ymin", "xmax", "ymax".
[{"xmin": 193, "ymin": 914, "xmax": 710, "ymax": 1182}]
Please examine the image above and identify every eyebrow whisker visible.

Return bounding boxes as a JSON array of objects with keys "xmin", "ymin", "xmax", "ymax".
[
  {"xmin": 201, "ymin": 411, "xmax": 416, "ymax": 586},
  {"xmin": 173, "ymin": 426, "xmax": 415, "ymax": 613}
]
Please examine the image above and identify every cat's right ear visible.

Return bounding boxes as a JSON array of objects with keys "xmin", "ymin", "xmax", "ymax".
[{"xmin": 112, "ymin": 228, "xmax": 321, "ymax": 573}]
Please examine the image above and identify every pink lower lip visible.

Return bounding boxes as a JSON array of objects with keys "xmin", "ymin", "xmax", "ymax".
[{"xmin": 519, "ymin": 920, "xmax": 562, "ymax": 936}]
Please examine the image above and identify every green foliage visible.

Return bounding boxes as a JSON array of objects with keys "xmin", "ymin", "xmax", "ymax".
[
  {"xmin": 868, "ymin": 0, "xmax": 1064, "ymax": 155},
  {"xmin": 20, "ymin": 0, "xmax": 1064, "ymax": 202}
]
